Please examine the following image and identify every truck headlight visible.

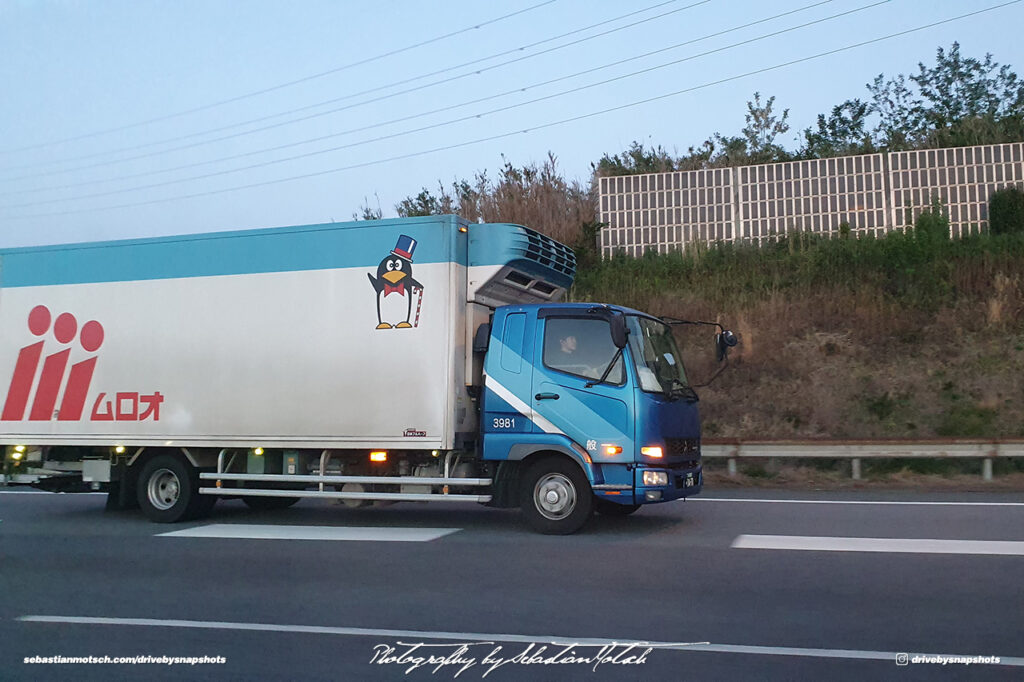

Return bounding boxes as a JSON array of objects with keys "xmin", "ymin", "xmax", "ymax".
[{"xmin": 642, "ymin": 471, "xmax": 668, "ymax": 487}]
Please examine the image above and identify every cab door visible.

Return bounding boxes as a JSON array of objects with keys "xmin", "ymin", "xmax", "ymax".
[{"xmin": 531, "ymin": 315, "xmax": 634, "ymax": 461}]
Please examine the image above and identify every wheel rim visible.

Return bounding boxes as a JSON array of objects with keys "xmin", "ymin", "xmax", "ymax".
[
  {"xmin": 147, "ymin": 468, "xmax": 181, "ymax": 511},
  {"xmin": 533, "ymin": 473, "xmax": 576, "ymax": 520}
]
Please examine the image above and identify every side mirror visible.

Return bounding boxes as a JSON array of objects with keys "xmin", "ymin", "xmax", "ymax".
[
  {"xmin": 610, "ymin": 314, "xmax": 628, "ymax": 349},
  {"xmin": 715, "ymin": 330, "xmax": 738, "ymax": 362}
]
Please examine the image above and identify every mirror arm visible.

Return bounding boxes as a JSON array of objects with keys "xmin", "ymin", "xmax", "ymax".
[{"xmin": 660, "ymin": 316, "xmax": 726, "ymax": 333}]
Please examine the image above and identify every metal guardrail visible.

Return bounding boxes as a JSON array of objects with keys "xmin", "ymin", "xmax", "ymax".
[{"xmin": 701, "ymin": 440, "xmax": 1024, "ymax": 480}]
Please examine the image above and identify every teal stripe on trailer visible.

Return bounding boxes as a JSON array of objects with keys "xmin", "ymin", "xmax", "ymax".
[{"xmin": 0, "ymin": 215, "xmax": 469, "ymax": 288}]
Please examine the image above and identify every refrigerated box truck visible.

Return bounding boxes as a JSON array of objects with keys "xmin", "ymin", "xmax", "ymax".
[{"xmin": 0, "ymin": 215, "xmax": 733, "ymax": 534}]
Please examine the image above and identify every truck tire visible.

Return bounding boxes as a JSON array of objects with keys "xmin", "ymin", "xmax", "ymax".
[
  {"xmin": 242, "ymin": 496, "xmax": 300, "ymax": 510},
  {"xmin": 520, "ymin": 457, "xmax": 592, "ymax": 535},
  {"xmin": 594, "ymin": 498, "xmax": 641, "ymax": 516},
  {"xmin": 136, "ymin": 454, "xmax": 203, "ymax": 523}
]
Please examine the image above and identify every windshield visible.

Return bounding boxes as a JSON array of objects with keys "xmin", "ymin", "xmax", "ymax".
[{"xmin": 626, "ymin": 316, "xmax": 690, "ymax": 395}]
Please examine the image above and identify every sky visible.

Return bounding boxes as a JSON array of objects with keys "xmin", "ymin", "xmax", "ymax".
[{"xmin": 1, "ymin": 0, "xmax": 1022, "ymax": 248}]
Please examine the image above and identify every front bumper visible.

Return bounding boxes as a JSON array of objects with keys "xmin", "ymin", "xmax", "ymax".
[{"xmin": 634, "ymin": 462, "xmax": 703, "ymax": 504}]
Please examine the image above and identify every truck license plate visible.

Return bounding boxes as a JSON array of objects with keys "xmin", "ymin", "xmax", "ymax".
[{"xmin": 684, "ymin": 473, "xmax": 695, "ymax": 487}]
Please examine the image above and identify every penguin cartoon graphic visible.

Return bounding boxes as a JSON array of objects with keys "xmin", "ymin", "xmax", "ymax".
[{"xmin": 367, "ymin": 235, "xmax": 424, "ymax": 329}]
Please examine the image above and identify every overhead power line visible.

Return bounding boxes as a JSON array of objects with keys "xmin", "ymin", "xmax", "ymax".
[
  {"xmin": 0, "ymin": 0, "xmax": 709, "ymax": 178},
  {"xmin": 0, "ymin": 0, "xmax": 559, "ymax": 155},
  {"xmin": 4, "ymin": 1, "xmax": 1019, "ymax": 221},
  {"xmin": 1, "ymin": 0, "xmax": 835, "ymax": 200}
]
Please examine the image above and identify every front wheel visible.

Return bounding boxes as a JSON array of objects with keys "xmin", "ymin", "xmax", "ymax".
[{"xmin": 520, "ymin": 457, "xmax": 592, "ymax": 535}]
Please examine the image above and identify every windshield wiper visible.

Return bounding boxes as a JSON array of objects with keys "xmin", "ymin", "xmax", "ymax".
[{"xmin": 585, "ymin": 348, "xmax": 623, "ymax": 388}]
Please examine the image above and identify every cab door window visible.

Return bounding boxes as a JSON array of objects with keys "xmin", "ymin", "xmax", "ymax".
[{"xmin": 542, "ymin": 317, "xmax": 624, "ymax": 384}]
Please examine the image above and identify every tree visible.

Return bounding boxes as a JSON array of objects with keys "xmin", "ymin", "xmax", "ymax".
[
  {"xmin": 913, "ymin": 43, "xmax": 1023, "ymax": 128},
  {"xmin": 799, "ymin": 99, "xmax": 874, "ymax": 158},
  {"xmin": 394, "ymin": 153, "xmax": 596, "ymax": 247},
  {"xmin": 394, "ymin": 183, "xmax": 455, "ymax": 218},
  {"xmin": 593, "ymin": 141, "xmax": 677, "ymax": 177},
  {"xmin": 708, "ymin": 133, "xmax": 751, "ymax": 167},
  {"xmin": 867, "ymin": 43, "xmax": 1024, "ymax": 150},
  {"xmin": 351, "ymin": 194, "xmax": 383, "ymax": 221},
  {"xmin": 592, "ymin": 93, "xmax": 793, "ymax": 173},
  {"xmin": 741, "ymin": 92, "xmax": 791, "ymax": 163},
  {"xmin": 675, "ymin": 138, "xmax": 715, "ymax": 171},
  {"xmin": 988, "ymin": 185, "xmax": 1024, "ymax": 235},
  {"xmin": 914, "ymin": 43, "xmax": 1024, "ymax": 147},
  {"xmin": 866, "ymin": 73, "xmax": 923, "ymax": 150}
]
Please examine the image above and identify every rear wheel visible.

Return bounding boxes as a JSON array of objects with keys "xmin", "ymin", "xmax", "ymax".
[
  {"xmin": 520, "ymin": 457, "xmax": 592, "ymax": 535},
  {"xmin": 242, "ymin": 496, "xmax": 300, "ymax": 511},
  {"xmin": 136, "ymin": 454, "xmax": 204, "ymax": 523},
  {"xmin": 594, "ymin": 498, "xmax": 641, "ymax": 516}
]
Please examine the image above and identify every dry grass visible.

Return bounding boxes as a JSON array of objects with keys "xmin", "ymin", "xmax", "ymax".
[
  {"xmin": 421, "ymin": 153, "xmax": 597, "ymax": 248},
  {"xmin": 692, "ymin": 299, "xmax": 1024, "ymax": 440},
  {"xmin": 573, "ymin": 248, "xmax": 1024, "ymax": 439}
]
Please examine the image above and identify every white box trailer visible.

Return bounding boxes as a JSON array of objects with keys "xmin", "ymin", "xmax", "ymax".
[
  {"xmin": 2, "ymin": 215, "xmax": 726, "ymax": 533},
  {"xmin": 0, "ymin": 216, "xmax": 486, "ymax": 451}
]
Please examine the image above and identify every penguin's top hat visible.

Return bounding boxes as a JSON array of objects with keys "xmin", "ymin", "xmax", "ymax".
[{"xmin": 391, "ymin": 235, "xmax": 417, "ymax": 261}]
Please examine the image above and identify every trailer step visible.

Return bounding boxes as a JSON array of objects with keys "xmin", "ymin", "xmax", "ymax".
[{"xmin": 200, "ymin": 488, "xmax": 491, "ymax": 503}]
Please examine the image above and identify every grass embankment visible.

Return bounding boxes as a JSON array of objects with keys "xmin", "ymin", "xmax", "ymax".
[{"xmin": 571, "ymin": 224, "xmax": 1024, "ymax": 451}]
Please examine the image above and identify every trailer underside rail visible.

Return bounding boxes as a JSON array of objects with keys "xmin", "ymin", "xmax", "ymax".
[
  {"xmin": 199, "ymin": 472, "xmax": 494, "ymax": 503},
  {"xmin": 201, "ymin": 488, "xmax": 492, "ymax": 503},
  {"xmin": 200, "ymin": 473, "xmax": 492, "ymax": 486}
]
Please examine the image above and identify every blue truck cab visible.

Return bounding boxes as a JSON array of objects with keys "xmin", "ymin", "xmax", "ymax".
[{"xmin": 481, "ymin": 302, "xmax": 708, "ymax": 533}]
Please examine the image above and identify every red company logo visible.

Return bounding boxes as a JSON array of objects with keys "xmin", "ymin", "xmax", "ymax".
[{"xmin": 1, "ymin": 305, "xmax": 163, "ymax": 422}]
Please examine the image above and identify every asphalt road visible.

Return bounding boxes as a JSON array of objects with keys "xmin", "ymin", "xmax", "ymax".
[{"xmin": 1, "ymin": 488, "xmax": 1023, "ymax": 681}]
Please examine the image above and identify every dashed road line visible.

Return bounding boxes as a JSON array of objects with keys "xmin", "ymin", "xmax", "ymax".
[
  {"xmin": 158, "ymin": 523, "xmax": 460, "ymax": 542},
  {"xmin": 732, "ymin": 534, "xmax": 1024, "ymax": 555},
  {"xmin": 0, "ymin": 490, "xmax": 104, "ymax": 495}
]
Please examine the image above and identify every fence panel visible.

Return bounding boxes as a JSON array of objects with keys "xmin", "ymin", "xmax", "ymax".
[{"xmin": 599, "ymin": 142, "xmax": 1024, "ymax": 256}]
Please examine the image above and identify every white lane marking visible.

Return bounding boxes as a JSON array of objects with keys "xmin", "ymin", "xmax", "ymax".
[
  {"xmin": 732, "ymin": 535, "xmax": 1024, "ymax": 555},
  {"xmin": 695, "ymin": 498, "xmax": 1024, "ymax": 507},
  {"xmin": 0, "ymin": 491, "xmax": 104, "ymax": 495},
  {"xmin": 157, "ymin": 524, "xmax": 459, "ymax": 542},
  {"xmin": 16, "ymin": 616, "xmax": 1024, "ymax": 667}
]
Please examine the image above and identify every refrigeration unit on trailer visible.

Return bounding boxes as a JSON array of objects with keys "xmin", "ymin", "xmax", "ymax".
[{"xmin": 0, "ymin": 215, "xmax": 735, "ymax": 533}]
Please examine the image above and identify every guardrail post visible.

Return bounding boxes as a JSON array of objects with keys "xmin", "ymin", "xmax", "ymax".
[
  {"xmin": 851, "ymin": 458, "xmax": 862, "ymax": 480},
  {"xmin": 727, "ymin": 458, "xmax": 737, "ymax": 477},
  {"xmin": 982, "ymin": 458, "xmax": 993, "ymax": 481}
]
